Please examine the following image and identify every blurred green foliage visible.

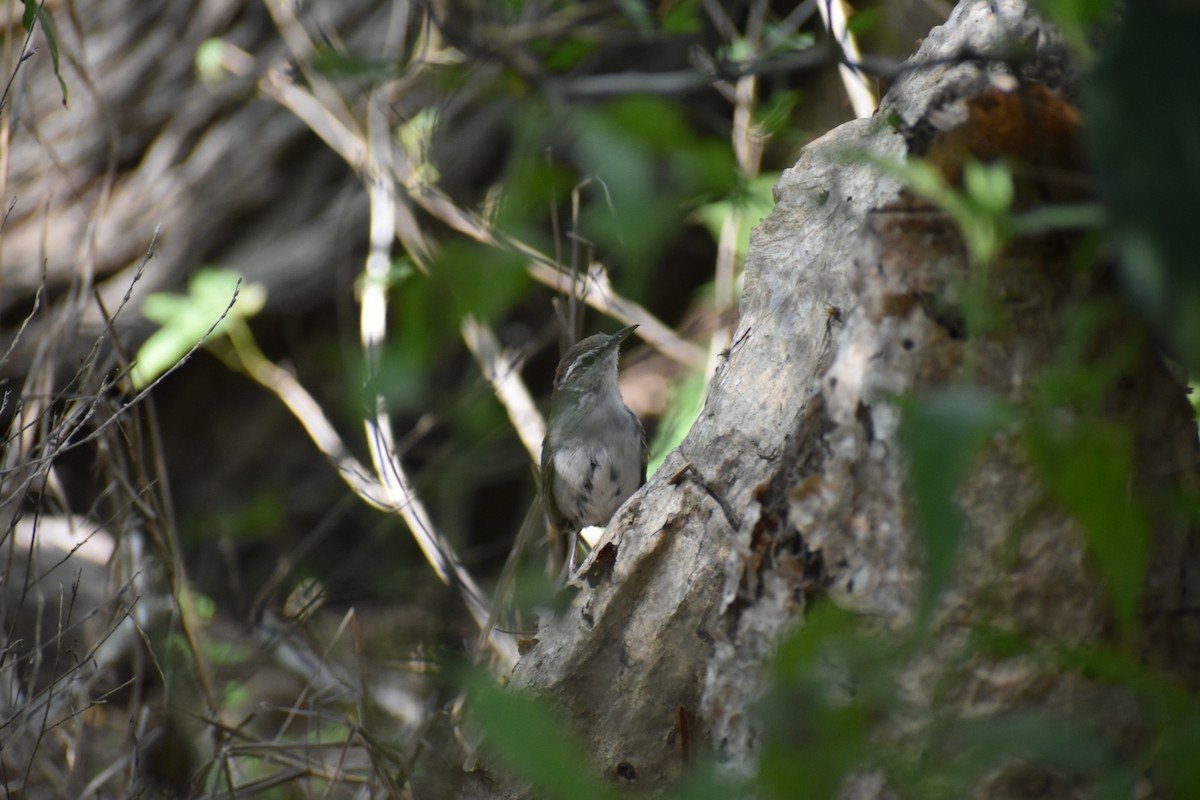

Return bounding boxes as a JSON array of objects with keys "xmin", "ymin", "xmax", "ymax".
[
  {"xmin": 189, "ymin": 490, "xmax": 285, "ymax": 543},
  {"xmin": 1034, "ymin": 0, "xmax": 1114, "ymax": 54},
  {"xmin": 468, "ymin": 670, "xmax": 622, "ymax": 800},
  {"xmin": 466, "ymin": 3, "xmax": 1200, "ymax": 798},
  {"xmin": 648, "ymin": 367, "xmax": 707, "ymax": 478},
  {"xmin": 313, "ymin": 47, "xmax": 399, "ymax": 84},
  {"xmin": 119, "ymin": 0, "xmax": 1200, "ymax": 796},
  {"xmin": 1022, "ymin": 298, "xmax": 1150, "ymax": 639},
  {"xmin": 134, "ymin": 268, "xmax": 266, "ymax": 388},
  {"xmin": 566, "ymin": 95, "xmax": 739, "ymax": 295},
  {"xmin": 692, "ymin": 173, "xmax": 778, "ymax": 265},
  {"xmin": 869, "ymin": 156, "xmax": 1015, "ymax": 269},
  {"xmin": 898, "ymin": 387, "xmax": 1014, "ymax": 608},
  {"xmin": 761, "ymin": 604, "xmax": 1138, "ymax": 800},
  {"xmin": 1082, "ymin": 0, "xmax": 1200, "ymax": 375},
  {"xmin": 846, "ymin": 8, "xmax": 882, "ymax": 36},
  {"xmin": 661, "ymin": 0, "xmax": 703, "ymax": 35}
]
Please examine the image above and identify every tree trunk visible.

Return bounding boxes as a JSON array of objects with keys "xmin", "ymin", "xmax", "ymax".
[{"xmin": 469, "ymin": 1, "xmax": 1200, "ymax": 797}]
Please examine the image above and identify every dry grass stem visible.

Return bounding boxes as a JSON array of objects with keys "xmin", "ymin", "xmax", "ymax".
[{"xmin": 462, "ymin": 315, "xmax": 546, "ymax": 464}]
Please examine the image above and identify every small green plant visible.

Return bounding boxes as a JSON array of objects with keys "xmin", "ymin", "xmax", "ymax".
[{"xmin": 133, "ymin": 267, "xmax": 266, "ymax": 388}]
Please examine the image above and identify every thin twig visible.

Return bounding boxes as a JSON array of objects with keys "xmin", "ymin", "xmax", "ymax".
[
  {"xmin": 222, "ymin": 317, "xmax": 518, "ymax": 671},
  {"xmin": 817, "ymin": 0, "xmax": 878, "ymax": 118},
  {"xmin": 461, "ymin": 316, "xmax": 545, "ymax": 464},
  {"xmin": 360, "ymin": 97, "xmax": 518, "ymax": 669},
  {"xmin": 0, "ymin": 0, "xmax": 43, "ymax": 119},
  {"xmin": 260, "ymin": 69, "xmax": 705, "ymax": 372},
  {"xmin": 704, "ymin": 0, "xmax": 769, "ymax": 378}
]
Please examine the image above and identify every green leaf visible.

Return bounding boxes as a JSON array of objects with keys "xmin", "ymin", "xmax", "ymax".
[
  {"xmin": 724, "ymin": 37, "xmax": 756, "ymax": 65},
  {"xmin": 762, "ymin": 27, "xmax": 816, "ymax": 57},
  {"xmin": 467, "ymin": 672, "xmax": 620, "ymax": 800},
  {"xmin": 692, "ymin": 174, "xmax": 778, "ymax": 264},
  {"xmin": 647, "ymin": 367, "xmax": 706, "ymax": 478},
  {"xmin": 1021, "ymin": 300, "xmax": 1148, "ymax": 639},
  {"xmin": 1033, "ymin": 0, "xmax": 1114, "ymax": 54},
  {"xmin": 962, "ymin": 160, "xmax": 1013, "ymax": 215},
  {"xmin": 1085, "ymin": 0, "xmax": 1200, "ymax": 374},
  {"xmin": 846, "ymin": 8, "xmax": 882, "ymax": 36},
  {"xmin": 195, "ymin": 38, "xmax": 226, "ymax": 84},
  {"xmin": 493, "ymin": 140, "xmax": 576, "ymax": 232},
  {"xmin": 193, "ymin": 490, "xmax": 284, "ymax": 542},
  {"xmin": 1011, "ymin": 203, "xmax": 1105, "ymax": 236},
  {"xmin": 661, "ymin": 761, "xmax": 744, "ymax": 800},
  {"xmin": 761, "ymin": 605, "xmax": 885, "ymax": 799},
  {"xmin": 543, "ymin": 37, "xmax": 597, "ymax": 73},
  {"xmin": 312, "ymin": 47, "xmax": 396, "ymax": 83},
  {"xmin": 615, "ymin": 0, "xmax": 654, "ymax": 32},
  {"xmin": 133, "ymin": 268, "xmax": 266, "ymax": 388},
  {"xmin": 899, "ymin": 387, "xmax": 1013, "ymax": 606},
  {"xmin": 755, "ymin": 89, "xmax": 805, "ymax": 139},
  {"xmin": 759, "ymin": 696, "xmax": 871, "ymax": 800},
  {"xmin": 919, "ymin": 713, "xmax": 1135, "ymax": 799},
  {"xmin": 1158, "ymin": 711, "xmax": 1200, "ymax": 798},
  {"xmin": 1048, "ymin": 643, "xmax": 1200, "ymax": 796},
  {"xmin": 661, "ymin": 0, "xmax": 702, "ymax": 35},
  {"xmin": 568, "ymin": 95, "xmax": 737, "ymax": 288},
  {"xmin": 21, "ymin": 0, "xmax": 68, "ymax": 105},
  {"xmin": 1023, "ymin": 418, "xmax": 1147, "ymax": 639},
  {"xmin": 867, "ymin": 155, "xmax": 1014, "ymax": 268},
  {"xmin": 434, "ymin": 240, "xmax": 529, "ymax": 324}
]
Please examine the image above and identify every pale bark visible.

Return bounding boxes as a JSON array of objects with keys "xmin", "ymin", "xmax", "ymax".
[{"xmin": 468, "ymin": 1, "xmax": 1200, "ymax": 797}]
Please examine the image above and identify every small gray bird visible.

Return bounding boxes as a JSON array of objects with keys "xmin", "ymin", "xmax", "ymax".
[{"xmin": 541, "ymin": 324, "xmax": 646, "ymax": 571}]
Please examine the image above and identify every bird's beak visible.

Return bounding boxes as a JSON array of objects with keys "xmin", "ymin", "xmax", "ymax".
[{"xmin": 611, "ymin": 324, "xmax": 639, "ymax": 346}]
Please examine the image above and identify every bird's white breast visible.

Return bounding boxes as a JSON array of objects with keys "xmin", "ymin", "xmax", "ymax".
[{"xmin": 549, "ymin": 408, "xmax": 641, "ymax": 528}]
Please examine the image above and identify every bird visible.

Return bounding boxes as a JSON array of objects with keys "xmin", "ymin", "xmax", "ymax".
[{"xmin": 541, "ymin": 324, "xmax": 646, "ymax": 573}]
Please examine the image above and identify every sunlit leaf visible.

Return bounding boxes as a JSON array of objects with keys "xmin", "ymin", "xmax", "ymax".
[
  {"xmin": 134, "ymin": 268, "xmax": 266, "ymax": 388},
  {"xmin": 195, "ymin": 38, "xmax": 226, "ymax": 83}
]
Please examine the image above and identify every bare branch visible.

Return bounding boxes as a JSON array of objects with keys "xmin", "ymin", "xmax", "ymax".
[{"xmin": 462, "ymin": 316, "xmax": 545, "ymax": 464}]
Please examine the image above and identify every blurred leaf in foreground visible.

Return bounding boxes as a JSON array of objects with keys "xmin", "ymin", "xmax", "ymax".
[
  {"xmin": 1085, "ymin": 1, "xmax": 1200, "ymax": 373},
  {"xmin": 467, "ymin": 670, "xmax": 619, "ymax": 800}
]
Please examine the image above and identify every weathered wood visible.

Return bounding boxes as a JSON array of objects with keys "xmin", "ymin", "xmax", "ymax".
[{"xmin": 468, "ymin": 2, "xmax": 1200, "ymax": 797}]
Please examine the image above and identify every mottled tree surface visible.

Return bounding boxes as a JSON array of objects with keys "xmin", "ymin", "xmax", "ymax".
[{"xmin": 463, "ymin": 2, "xmax": 1200, "ymax": 798}]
